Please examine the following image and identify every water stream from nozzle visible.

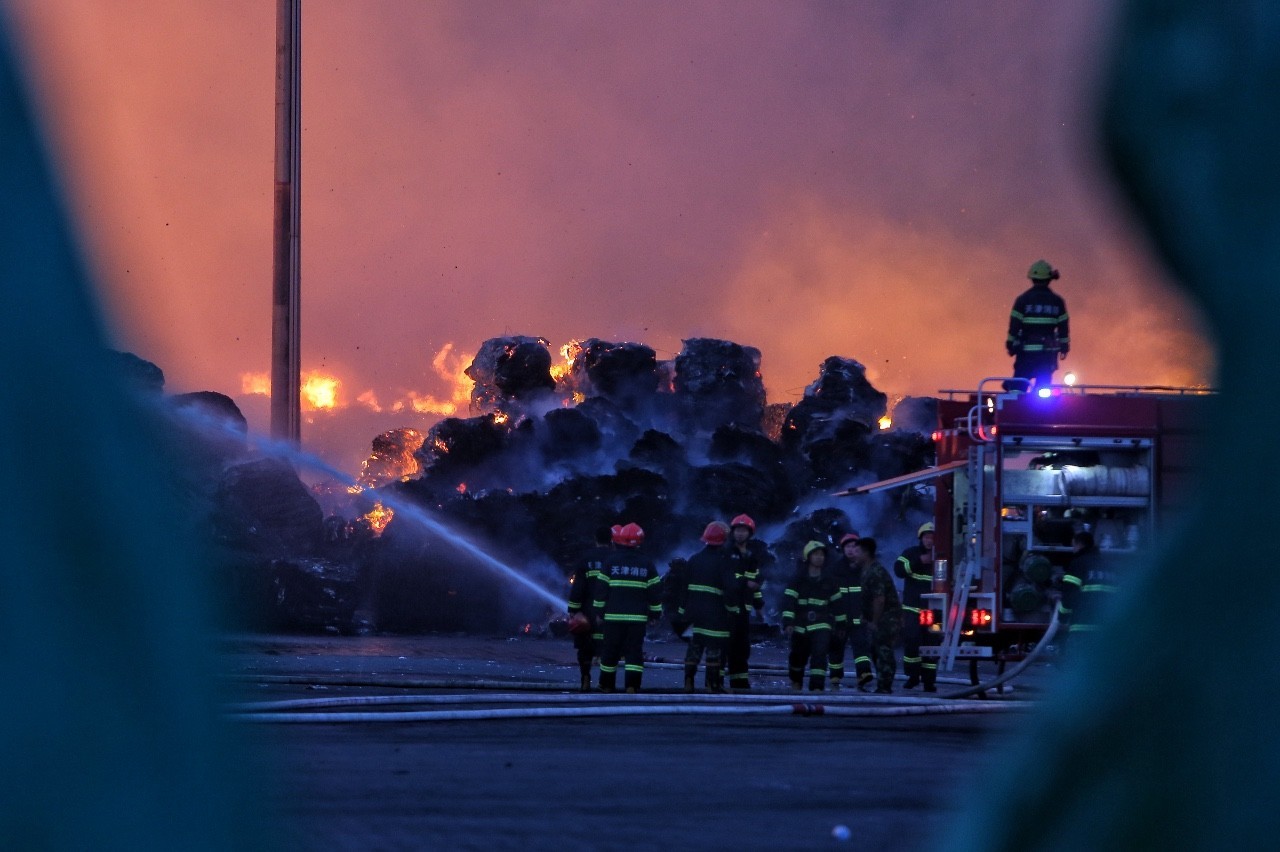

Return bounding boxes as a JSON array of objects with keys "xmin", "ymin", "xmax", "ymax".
[{"xmin": 166, "ymin": 403, "xmax": 568, "ymax": 610}]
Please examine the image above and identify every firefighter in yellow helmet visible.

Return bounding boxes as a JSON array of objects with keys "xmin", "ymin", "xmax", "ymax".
[
  {"xmin": 1006, "ymin": 260, "xmax": 1070, "ymax": 390},
  {"xmin": 894, "ymin": 522, "xmax": 938, "ymax": 692}
]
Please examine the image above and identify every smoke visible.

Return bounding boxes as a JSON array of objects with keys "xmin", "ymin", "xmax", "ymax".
[{"xmin": 8, "ymin": 0, "xmax": 1215, "ymax": 474}]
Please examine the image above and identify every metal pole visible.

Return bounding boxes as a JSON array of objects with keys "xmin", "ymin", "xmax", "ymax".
[{"xmin": 271, "ymin": 0, "xmax": 301, "ymax": 444}]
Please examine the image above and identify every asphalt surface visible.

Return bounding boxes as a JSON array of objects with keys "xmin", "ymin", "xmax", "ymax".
[{"xmin": 220, "ymin": 632, "xmax": 1054, "ymax": 851}]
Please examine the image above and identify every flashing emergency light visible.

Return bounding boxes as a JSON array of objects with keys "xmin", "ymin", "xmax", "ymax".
[
  {"xmin": 919, "ymin": 609, "xmax": 936, "ymax": 627},
  {"xmin": 1036, "ymin": 386, "xmax": 1053, "ymax": 399},
  {"xmin": 930, "ymin": 430, "xmax": 942, "ymax": 442},
  {"xmin": 969, "ymin": 608, "xmax": 993, "ymax": 627},
  {"xmin": 1063, "ymin": 371, "xmax": 1078, "ymax": 386}
]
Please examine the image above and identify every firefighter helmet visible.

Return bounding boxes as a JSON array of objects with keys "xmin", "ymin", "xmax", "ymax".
[
  {"xmin": 616, "ymin": 522, "xmax": 645, "ymax": 547},
  {"xmin": 610, "ymin": 524, "xmax": 624, "ymax": 544},
  {"xmin": 701, "ymin": 521, "xmax": 729, "ymax": 546},
  {"xmin": 1028, "ymin": 260, "xmax": 1059, "ymax": 281},
  {"xmin": 917, "ymin": 522, "xmax": 935, "ymax": 539},
  {"xmin": 729, "ymin": 514, "xmax": 756, "ymax": 533},
  {"xmin": 839, "ymin": 532, "xmax": 860, "ymax": 548},
  {"xmin": 802, "ymin": 540, "xmax": 826, "ymax": 561}
]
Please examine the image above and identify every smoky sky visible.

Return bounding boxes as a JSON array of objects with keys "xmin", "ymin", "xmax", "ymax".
[{"xmin": 8, "ymin": 0, "xmax": 1214, "ymax": 472}]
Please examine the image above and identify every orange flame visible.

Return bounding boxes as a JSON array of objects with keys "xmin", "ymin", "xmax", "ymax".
[{"xmin": 363, "ymin": 501, "xmax": 393, "ymax": 536}]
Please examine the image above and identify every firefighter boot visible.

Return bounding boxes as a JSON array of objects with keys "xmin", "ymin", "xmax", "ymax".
[
  {"xmin": 808, "ymin": 675, "xmax": 825, "ymax": 692},
  {"xmin": 707, "ymin": 668, "xmax": 726, "ymax": 693},
  {"xmin": 683, "ymin": 667, "xmax": 696, "ymax": 693},
  {"xmin": 922, "ymin": 663, "xmax": 938, "ymax": 693},
  {"xmin": 599, "ymin": 669, "xmax": 617, "ymax": 693},
  {"xmin": 904, "ymin": 674, "xmax": 921, "ymax": 690},
  {"xmin": 624, "ymin": 669, "xmax": 642, "ymax": 694},
  {"xmin": 579, "ymin": 663, "xmax": 592, "ymax": 692}
]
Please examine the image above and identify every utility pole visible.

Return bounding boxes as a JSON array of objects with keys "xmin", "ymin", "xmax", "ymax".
[{"xmin": 271, "ymin": 0, "xmax": 301, "ymax": 444}]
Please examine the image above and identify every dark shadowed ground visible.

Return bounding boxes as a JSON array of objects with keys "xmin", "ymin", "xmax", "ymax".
[{"xmin": 221, "ymin": 633, "xmax": 1050, "ymax": 851}]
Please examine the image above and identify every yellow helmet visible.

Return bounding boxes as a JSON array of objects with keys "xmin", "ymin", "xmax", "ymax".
[
  {"xmin": 1027, "ymin": 260, "xmax": 1059, "ymax": 281},
  {"xmin": 802, "ymin": 541, "xmax": 826, "ymax": 561},
  {"xmin": 917, "ymin": 522, "xmax": 935, "ymax": 538}
]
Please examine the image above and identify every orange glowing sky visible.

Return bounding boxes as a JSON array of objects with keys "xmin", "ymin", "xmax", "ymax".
[{"xmin": 6, "ymin": 1, "xmax": 1214, "ymax": 472}]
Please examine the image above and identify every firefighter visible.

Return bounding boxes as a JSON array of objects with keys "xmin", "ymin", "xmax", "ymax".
[
  {"xmin": 782, "ymin": 541, "xmax": 845, "ymax": 691},
  {"xmin": 725, "ymin": 513, "xmax": 770, "ymax": 691},
  {"xmin": 566, "ymin": 525, "xmax": 612, "ymax": 691},
  {"xmin": 1055, "ymin": 530, "xmax": 1117, "ymax": 657},
  {"xmin": 830, "ymin": 532, "xmax": 875, "ymax": 692},
  {"xmin": 594, "ymin": 523, "xmax": 663, "ymax": 693},
  {"xmin": 854, "ymin": 537, "xmax": 901, "ymax": 694},
  {"xmin": 895, "ymin": 522, "xmax": 938, "ymax": 692},
  {"xmin": 678, "ymin": 522, "xmax": 741, "ymax": 692},
  {"xmin": 1006, "ymin": 259, "xmax": 1070, "ymax": 390}
]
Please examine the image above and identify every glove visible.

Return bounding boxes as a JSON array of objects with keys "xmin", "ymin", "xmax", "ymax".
[
  {"xmin": 1006, "ymin": 343, "xmax": 1017, "ymax": 357},
  {"xmin": 1059, "ymin": 344, "xmax": 1069, "ymax": 357}
]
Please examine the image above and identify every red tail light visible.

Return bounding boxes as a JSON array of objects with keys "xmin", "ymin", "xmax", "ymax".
[
  {"xmin": 969, "ymin": 608, "xmax": 992, "ymax": 628},
  {"xmin": 919, "ymin": 609, "xmax": 935, "ymax": 627},
  {"xmin": 930, "ymin": 430, "xmax": 942, "ymax": 442}
]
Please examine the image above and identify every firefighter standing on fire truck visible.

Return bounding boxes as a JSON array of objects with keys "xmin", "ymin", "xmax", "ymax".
[
  {"xmin": 725, "ymin": 514, "xmax": 769, "ymax": 691},
  {"xmin": 1007, "ymin": 259, "xmax": 1070, "ymax": 389},
  {"xmin": 594, "ymin": 523, "xmax": 663, "ymax": 693},
  {"xmin": 782, "ymin": 541, "xmax": 845, "ymax": 691},
  {"xmin": 854, "ymin": 537, "xmax": 901, "ymax": 694},
  {"xmin": 566, "ymin": 525, "xmax": 612, "ymax": 691},
  {"xmin": 895, "ymin": 522, "xmax": 938, "ymax": 692},
  {"xmin": 677, "ymin": 522, "xmax": 742, "ymax": 693}
]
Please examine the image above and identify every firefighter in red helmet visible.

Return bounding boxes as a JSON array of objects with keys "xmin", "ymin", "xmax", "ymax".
[
  {"xmin": 677, "ymin": 521, "xmax": 741, "ymax": 692},
  {"xmin": 593, "ymin": 523, "xmax": 662, "ymax": 693},
  {"xmin": 725, "ymin": 513, "xmax": 771, "ymax": 690}
]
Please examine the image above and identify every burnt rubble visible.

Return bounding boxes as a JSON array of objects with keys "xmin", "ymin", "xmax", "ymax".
[{"xmin": 128, "ymin": 336, "xmax": 938, "ymax": 636}]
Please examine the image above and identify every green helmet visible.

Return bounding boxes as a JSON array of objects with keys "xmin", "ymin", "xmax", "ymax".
[
  {"xmin": 802, "ymin": 540, "xmax": 826, "ymax": 561},
  {"xmin": 1028, "ymin": 260, "xmax": 1058, "ymax": 281}
]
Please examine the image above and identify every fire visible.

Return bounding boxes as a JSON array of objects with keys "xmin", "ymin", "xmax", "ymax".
[
  {"xmin": 356, "ymin": 427, "xmax": 426, "ymax": 490},
  {"xmin": 456, "ymin": 482, "xmax": 468, "ymax": 494},
  {"xmin": 240, "ymin": 371, "xmax": 270, "ymax": 395},
  {"xmin": 550, "ymin": 340, "xmax": 582, "ymax": 384},
  {"xmin": 492, "ymin": 411, "xmax": 509, "ymax": 425},
  {"xmin": 878, "ymin": 415, "xmax": 892, "ymax": 430},
  {"xmin": 301, "ymin": 371, "xmax": 340, "ymax": 411},
  {"xmin": 363, "ymin": 501, "xmax": 393, "ymax": 536}
]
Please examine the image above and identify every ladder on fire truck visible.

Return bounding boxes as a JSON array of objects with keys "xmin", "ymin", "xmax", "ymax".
[
  {"xmin": 934, "ymin": 379, "xmax": 1010, "ymax": 671},
  {"xmin": 936, "ymin": 444, "xmax": 985, "ymax": 672}
]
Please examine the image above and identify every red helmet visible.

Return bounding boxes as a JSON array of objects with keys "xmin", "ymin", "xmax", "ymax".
[
  {"xmin": 610, "ymin": 524, "xmax": 624, "ymax": 544},
  {"xmin": 729, "ymin": 514, "xmax": 756, "ymax": 533},
  {"xmin": 616, "ymin": 522, "xmax": 645, "ymax": 548},
  {"xmin": 839, "ymin": 532, "xmax": 860, "ymax": 548},
  {"xmin": 701, "ymin": 521, "xmax": 729, "ymax": 546}
]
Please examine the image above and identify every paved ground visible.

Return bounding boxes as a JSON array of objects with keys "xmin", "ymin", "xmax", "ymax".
[{"xmin": 220, "ymin": 632, "xmax": 1054, "ymax": 851}]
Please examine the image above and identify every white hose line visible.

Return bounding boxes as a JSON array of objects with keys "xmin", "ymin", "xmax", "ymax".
[
  {"xmin": 231, "ymin": 700, "xmax": 1021, "ymax": 724},
  {"xmin": 230, "ymin": 690, "xmax": 1031, "ymax": 713},
  {"xmin": 939, "ymin": 609, "xmax": 1060, "ymax": 700},
  {"xmin": 226, "ymin": 674, "xmax": 564, "ymax": 691}
]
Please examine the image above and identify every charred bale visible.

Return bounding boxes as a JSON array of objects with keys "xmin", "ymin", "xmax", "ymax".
[
  {"xmin": 890, "ymin": 396, "xmax": 939, "ymax": 436},
  {"xmin": 688, "ymin": 461, "xmax": 793, "ymax": 524},
  {"xmin": 575, "ymin": 396, "xmax": 642, "ymax": 452},
  {"xmin": 465, "ymin": 335, "xmax": 557, "ymax": 411},
  {"xmin": 673, "ymin": 338, "xmax": 766, "ymax": 433},
  {"xmin": 109, "ymin": 350, "xmax": 165, "ymax": 394},
  {"xmin": 417, "ymin": 415, "xmax": 509, "ymax": 477},
  {"xmin": 573, "ymin": 339, "xmax": 660, "ymax": 409},
  {"xmin": 538, "ymin": 407, "xmax": 603, "ymax": 463},
  {"xmin": 211, "ymin": 457, "xmax": 324, "ymax": 558}
]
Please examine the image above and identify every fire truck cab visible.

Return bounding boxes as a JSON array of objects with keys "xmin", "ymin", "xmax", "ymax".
[{"xmin": 919, "ymin": 378, "xmax": 1211, "ymax": 673}]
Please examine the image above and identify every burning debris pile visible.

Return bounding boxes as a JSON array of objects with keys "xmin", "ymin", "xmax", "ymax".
[{"xmin": 116, "ymin": 334, "xmax": 938, "ymax": 636}]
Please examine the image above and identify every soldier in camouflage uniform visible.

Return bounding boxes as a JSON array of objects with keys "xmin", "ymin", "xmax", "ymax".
[{"xmin": 854, "ymin": 537, "xmax": 901, "ymax": 694}]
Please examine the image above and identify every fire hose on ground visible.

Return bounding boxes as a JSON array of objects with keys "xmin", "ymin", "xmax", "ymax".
[{"xmin": 937, "ymin": 608, "xmax": 1060, "ymax": 700}]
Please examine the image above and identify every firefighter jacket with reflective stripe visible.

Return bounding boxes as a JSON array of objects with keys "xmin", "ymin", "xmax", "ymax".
[
  {"xmin": 726, "ymin": 539, "xmax": 769, "ymax": 612},
  {"xmin": 861, "ymin": 560, "xmax": 901, "ymax": 622},
  {"xmin": 894, "ymin": 545, "xmax": 933, "ymax": 612},
  {"xmin": 568, "ymin": 544, "xmax": 611, "ymax": 620},
  {"xmin": 677, "ymin": 545, "xmax": 742, "ymax": 639},
  {"xmin": 782, "ymin": 571, "xmax": 845, "ymax": 634},
  {"xmin": 1007, "ymin": 284, "xmax": 1069, "ymax": 353},
  {"xmin": 593, "ymin": 550, "xmax": 663, "ymax": 622},
  {"xmin": 827, "ymin": 555, "xmax": 864, "ymax": 625},
  {"xmin": 1056, "ymin": 546, "xmax": 1117, "ymax": 633}
]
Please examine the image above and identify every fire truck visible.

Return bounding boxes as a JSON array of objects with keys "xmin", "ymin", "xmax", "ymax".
[{"xmin": 857, "ymin": 378, "xmax": 1212, "ymax": 680}]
